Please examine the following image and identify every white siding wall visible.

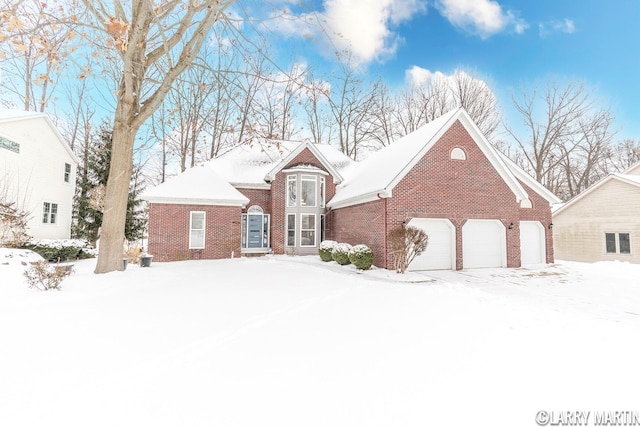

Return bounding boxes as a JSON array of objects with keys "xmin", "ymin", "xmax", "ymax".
[
  {"xmin": 0, "ymin": 117, "xmax": 76, "ymax": 240},
  {"xmin": 553, "ymin": 179, "xmax": 640, "ymax": 263}
]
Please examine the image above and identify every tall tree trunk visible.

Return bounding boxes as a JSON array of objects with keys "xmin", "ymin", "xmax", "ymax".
[{"xmin": 94, "ymin": 105, "xmax": 136, "ymax": 273}]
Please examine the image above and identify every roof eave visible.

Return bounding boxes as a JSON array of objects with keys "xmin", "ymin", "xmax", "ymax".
[
  {"xmin": 327, "ymin": 189, "xmax": 391, "ymax": 210},
  {"xmin": 142, "ymin": 196, "xmax": 249, "ymax": 207}
]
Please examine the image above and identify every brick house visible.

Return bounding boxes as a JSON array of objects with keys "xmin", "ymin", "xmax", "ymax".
[{"xmin": 143, "ymin": 107, "xmax": 560, "ymax": 270}]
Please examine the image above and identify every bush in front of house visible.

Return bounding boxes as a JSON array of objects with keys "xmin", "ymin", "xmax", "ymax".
[
  {"xmin": 331, "ymin": 242, "xmax": 352, "ymax": 265},
  {"xmin": 319, "ymin": 240, "xmax": 337, "ymax": 262},
  {"xmin": 388, "ymin": 225, "xmax": 429, "ymax": 273},
  {"xmin": 348, "ymin": 244, "xmax": 374, "ymax": 270},
  {"xmin": 22, "ymin": 239, "xmax": 97, "ymax": 262},
  {"xmin": 23, "ymin": 260, "xmax": 72, "ymax": 291}
]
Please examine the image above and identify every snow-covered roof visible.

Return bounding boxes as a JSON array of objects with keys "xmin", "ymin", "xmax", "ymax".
[
  {"xmin": 264, "ymin": 141, "xmax": 347, "ymax": 184},
  {"xmin": 496, "ymin": 152, "xmax": 562, "ymax": 204},
  {"xmin": 141, "ymin": 165, "xmax": 250, "ymax": 206},
  {"xmin": 209, "ymin": 140, "xmax": 352, "ymax": 188},
  {"xmin": 327, "ymin": 107, "xmax": 531, "ymax": 209},
  {"xmin": 616, "ymin": 173, "xmax": 640, "ymax": 186}
]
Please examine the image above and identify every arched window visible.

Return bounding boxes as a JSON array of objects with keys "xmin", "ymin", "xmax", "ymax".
[{"xmin": 450, "ymin": 147, "xmax": 466, "ymax": 160}]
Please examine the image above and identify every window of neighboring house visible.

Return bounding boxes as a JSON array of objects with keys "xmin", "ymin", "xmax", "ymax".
[
  {"xmin": 606, "ymin": 232, "xmax": 631, "ymax": 254},
  {"xmin": 286, "ymin": 214, "xmax": 296, "ymax": 247},
  {"xmin": 189, "ymin": 211, "xmax": 205, "ymax": 249},
  {"xmin": 300, "ymin": 175, "xmax": 317, "ymax": 207},
  {"xmin": 300, "ymin": 214, "xmax": 316, "ymax": 247},
  {"xmin": 605, "ymin": 233, "xmax": 616, "ymax": 253},
  {"xmin": 0, "ymin": 136, "xmax": 20, "ymax": 153},
  {"xmin": 287, "ymin": 175, "xmax": 297, "ymax": 207},
  {"xmin": 42, "ymin": 202, "xmax": 58, "ymax": 224},
  {"xmin": 620, "ymin": 233, "xmax": 631, "ymax": 254},
  {"xmin": 64, "ymin": 163, "xmax": 71, "ymax": 183}
]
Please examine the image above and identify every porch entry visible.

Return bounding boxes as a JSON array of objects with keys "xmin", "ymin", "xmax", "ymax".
[{"xmin": 241, "ymin": 205, "xmax": 270, "ymax": 253}]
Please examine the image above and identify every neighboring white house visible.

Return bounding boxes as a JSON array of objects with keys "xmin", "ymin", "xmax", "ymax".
[
  {"xmin": 0, "ymin": 110, "xmax": 78, "ymax": 240},
  {"xmin": 553, "ymin": 162, "xmax": 640, "ymax": 264}
]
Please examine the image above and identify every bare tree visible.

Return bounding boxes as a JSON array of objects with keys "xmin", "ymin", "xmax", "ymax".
[
  {"xmin": 557, "ymin": 108, "xmax": 616, "ymax": 199},
  {"xmin": 253, "ymin": 63, "xmax": 305, "ymax": 141},
  {"xmin": 450, "ymin": 70, "xmax": 499, "ymax": 139},
  {"xmin": 325, "ymin": 59, "xmax": 378, "ymax": 159},
  {"xmin": 610, "ymin": 139, "xmax": 640, "ymax": 172},
  {"xmin": 302, "ymin": 72, "xmax": 332, "ymax": 145},
  {"xmin": 365, "ymin": 80, "xmax": 399, "ymax": 149},
  {"xmin": 396, "ymin": 70, "xmax": 499, "ymax": 139},
  {"xmin": 80, "ymin": 0, "xmax": 235, "ymax": 273},
  {"xmin": 505, "ymin": 81, "xmax": 597, "ymax": 192},
  {"xmin": 0, "ymin": 0, "xmax": 79, "ymax": 111}
]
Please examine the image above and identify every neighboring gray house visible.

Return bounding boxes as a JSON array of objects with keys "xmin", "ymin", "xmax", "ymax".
[
  {"xmin": 553, "ymin": 162, "xmax": 640, "ymax": 263},
  {"xmin": 0, "ymin": 110, "xmax": 78, "ymax": 240}
]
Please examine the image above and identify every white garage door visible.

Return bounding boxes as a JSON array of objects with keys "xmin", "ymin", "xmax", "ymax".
[
  {"xmin": 407, "ymin": 218, "xmax": 455, "ymax": 271},
  {"xmin": 462, "ymin": 220, "xmax": 506, "ymax": 269},
  {"xmin": 520, "ymin": 221, "xmax": 545, "ymax": 265}
]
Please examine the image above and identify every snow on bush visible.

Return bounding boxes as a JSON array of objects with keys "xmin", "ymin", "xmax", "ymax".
[
  {"xmin": 23, "ymin": 239, "xmax": 97, "ymax": 261},
  {"xmin": 348, "ymin": 244, "xmax": 374, "ymax": 270},
  {"xmin": 331, "ymin": 242, "xmax": 352, "ymax": 265},
  {"xmin": 319, "ymin": 240, "xmax": 337, "ymax": 262}
]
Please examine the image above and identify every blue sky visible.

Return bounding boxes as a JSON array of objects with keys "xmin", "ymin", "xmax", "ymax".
[{"xmin": 267, "ymin": 0, "xmax": 640, "ymax": 140}]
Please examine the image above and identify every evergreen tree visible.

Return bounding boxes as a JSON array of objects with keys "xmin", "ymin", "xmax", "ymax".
[{"xmin": 72, "ymin": 122, "xmax": 147, "ymax": 245}]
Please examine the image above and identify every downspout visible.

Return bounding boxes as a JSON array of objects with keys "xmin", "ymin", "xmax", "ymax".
[{"xmin": 378, "ymin": 193, "xmax": 387, "ymax": 269}]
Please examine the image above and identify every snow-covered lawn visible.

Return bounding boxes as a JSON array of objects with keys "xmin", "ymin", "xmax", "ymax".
[{"xmin": 1, "ymin": 250, "xmax": 639, "ymax": 427}]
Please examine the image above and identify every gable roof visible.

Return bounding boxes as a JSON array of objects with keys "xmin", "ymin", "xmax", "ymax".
[
  {"xmin": 553, "ymin": 173, "xmax": 640, "ymax": 216},
  {"xmin": 264, "ymin": 141, "xmax": 346, "ymax": 184},
  {"xmin": 141, "ymin": 165, "xmax": 250, "ymax": 207},
  {"xmin": 208, "ymin": 140, "xmax": 352, "ymax": 188},
  {"xmin": 327, "ymin": 107, "xmax": 531, "ymax": 209},
  {"xmin": 0, "ymin": 109, "xmax": 79, "ymax": 164}
]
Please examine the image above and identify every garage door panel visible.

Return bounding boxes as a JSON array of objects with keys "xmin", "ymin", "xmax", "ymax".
[
  {"xmin": 520, "ymin": 221, "xmax": 545, "ymax": 265},
  {"xmin": 407, "ymin": 219, "xmax": 455, "ymax": 271},
  {"xmin": 463, "ymin": 220, "xmax": 506, "ymax": 269}
]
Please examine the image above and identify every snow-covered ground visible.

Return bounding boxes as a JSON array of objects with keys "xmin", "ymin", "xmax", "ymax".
[{"xmin": 1, "ymin": 249, "xmax": 639, "ymax": 427}]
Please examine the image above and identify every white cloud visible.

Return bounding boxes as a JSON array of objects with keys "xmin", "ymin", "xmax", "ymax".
[
  {"xmin": 405, "ymin": 66, "xmax": 492, "ymax": 94},
  {"xmin": 273, "ymin": 0, "xmax": 427, "ymax": 67},
  {"xmin": 435, "ymin": 0, "xmax": 527, "ymax": 38},
  {"xmin": 539, "ymin": 19, "xmax": 576, "ymax": 37},
  {"xmin": 406, "ymin": 65, "xmax": 441, "ymax": 87}
]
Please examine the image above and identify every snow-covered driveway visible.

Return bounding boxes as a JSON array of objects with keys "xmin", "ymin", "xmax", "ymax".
[{"xmin": 1, "ymin": 252, "xmax": 639, "ymax": 427}]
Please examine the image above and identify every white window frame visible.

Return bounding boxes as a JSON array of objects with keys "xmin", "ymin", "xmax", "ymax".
[
  {"xmin": 42, "ymin": 202, "xmax": 58, "ymax": 224},
  {"xmin": 320, "ymin": 176, "xmax": 326, "ymax": 208},
  {"xmin": 300, "ymin": 213, "xmax": 316, "ymax": 247},
  {"xmin": 605, "ymin": 232, "xmax": 631, "ymax": 255},
  {"xmin": 287, "ymin": 175, "xmax": 297, "ymax": 207},
  {"xmin": 286, "ymin": 214, "xmax": 296, "ymax": 247},
  {"xmin": 64, "ymin": 163, "xmax": 71, "ymax": 183},
  {"xmin": 300, "ymin": 175, "xmax": 317, "ymax": 207},
  {"xmin": 189, "ymin": 211, "xmax": 206, "ymax": 249}
]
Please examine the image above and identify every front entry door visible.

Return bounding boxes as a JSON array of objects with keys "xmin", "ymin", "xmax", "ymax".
[{"xmin": 247, "ymin": 214, "xmax": 263, "ymax": 248}]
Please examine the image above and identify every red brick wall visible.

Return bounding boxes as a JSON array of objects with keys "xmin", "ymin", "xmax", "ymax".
[
  {"xmin": 238, "ymin": 188, "xmax": 271, "ymax": 214},
  {"xmin": 331, "ymin": 120, "xmax": 554, "ymax": 269},
  {"xmin": 330, "ymin": 198, "xmax": 387, "ymax": 267},
  {"xmin": 147, "ymin": 203, "xmax": 242, "ymax": 262}
]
